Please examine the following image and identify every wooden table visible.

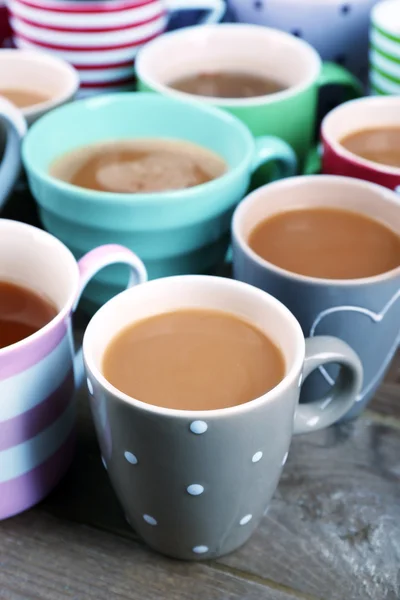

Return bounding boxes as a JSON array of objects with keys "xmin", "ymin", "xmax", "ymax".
[{"xmin": 1, "ymin": 195, "xmax": 400, "ymax": 600}]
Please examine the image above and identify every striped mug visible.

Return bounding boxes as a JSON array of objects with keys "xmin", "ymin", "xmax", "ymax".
[
  {"xmin": 370, "ymin": 0, "xmax": 400, "ymax": 95},
  {"xmin": 0, "ymin": 219, "xmax": 147, "ymax": 520}
]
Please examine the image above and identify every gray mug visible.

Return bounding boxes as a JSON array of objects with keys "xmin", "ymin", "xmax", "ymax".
[
  {"xmin": 232, "ymin": 175, "xmax": 400, "ymax": 420},
  {"xmin": 83, "ymin": 275, "xmax": 362, "ymax": 560}
]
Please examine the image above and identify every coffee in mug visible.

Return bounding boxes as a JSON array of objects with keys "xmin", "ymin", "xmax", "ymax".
[
  {"xmin": 339, "ymin": 127, "xmax": 400, "ymax": 169},
  {"xmin": 102, "ymin": 308, "xmax": 285, "ymax": 411},
  {"xmin": 50, "ymin": 139, "xmax": 227, "ymax": 193},
  {"xmin": 169, "ymin": 71, "xmax": 286, "ymax": 98},
  {"xmin": 0, "ymin": 280, "xmax": 57, "ymax": 349},
  {"xmin": 248, "ymin": 207, "xmax": 400, "ymax": 279},
  {"xmin": 0, "ymin": 88, "xmax": 50, "ymax": 109}
]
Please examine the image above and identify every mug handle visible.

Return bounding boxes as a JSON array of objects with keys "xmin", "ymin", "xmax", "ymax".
[
  {"xmin": 252, "ymin": 136, "xmax": 298, "ymax": 180},
  {"xmin": 0, "ymin": 98, "xmax": 27, "ymax": 211},
  {"xmin": 317, "ymin": 62, "xmax": 364, "ymax": 100},
  {"xmin": 72, "ymin": 245, "xmax": 148, "ymax": 387},
  {"xmin": 293, "ymin": 336, "xmax": 363, "ymax": 435},
  {"xmin": 304, "ymin": 62, "xmax": 363, "ymax": 175},
  {"xmin": 166, "ymin": 0, "xmax": 225, "ymax": 24}
]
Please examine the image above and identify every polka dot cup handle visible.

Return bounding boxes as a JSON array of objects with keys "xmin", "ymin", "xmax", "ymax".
[
  {"xmin": 293, "ymin": 336, "xmax": 363, "ymax": 435},
  {"xmin": 0, "ymin": 97, "xmax": 27, "ymax": 211},
  {"xmin": 73, "ymin": 245, "xmax": 147, "ymax": 387}
]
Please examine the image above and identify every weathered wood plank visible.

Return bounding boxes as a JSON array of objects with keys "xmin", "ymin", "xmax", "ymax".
[
  {"xmin": 39, "ymin": 378, "xmax": 400, "ymax": 600},
  {"xmin": 369, "ymin": 352, "xmax": 400, "ymax": 420},
  {"xmin": 0, "ymin": 511, "xmax": 301, "ymax": 600}
]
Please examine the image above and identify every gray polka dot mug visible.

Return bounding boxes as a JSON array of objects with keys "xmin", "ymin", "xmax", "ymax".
[{"xmin": 83, "ymin": 275, "xmax": 363, "ymax": 560}]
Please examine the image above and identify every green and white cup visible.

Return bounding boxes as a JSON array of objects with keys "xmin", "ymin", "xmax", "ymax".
[
  {"xmin": 370, "ymin": 0, "xmax": 400, "ymax": 95},
  {"xmin": 136, "ymin": 23, "xmax": 362, "ymax": 172}
]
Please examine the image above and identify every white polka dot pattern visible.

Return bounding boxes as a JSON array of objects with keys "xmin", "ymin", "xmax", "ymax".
[
  {"xmin": 124, "ymin": 451, "xmax": 138, "ymax": 465},
  {"xmin": 143, "ymin": 514, "xmax": 157, "ymax": 526},
  {"xmin": 252, "ymin": 451, "xmax": 263, "ymax": 463},
  {"xmin": 190, "ymin": 421, "xmax": 208, "ymax": 434},
  {"xmin": 192, "ymin": 545, "xmax": 208, "ymax": 554},
  {"xmin": 239, "ymin": 514, "xmax": 252, "ymax": 525},
  {"xmin": 187, "ymin": 484, "xmax": 204, "ymax": 496}
]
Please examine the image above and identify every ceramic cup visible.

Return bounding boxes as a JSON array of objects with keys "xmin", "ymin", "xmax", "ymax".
[
  {"xmin": 0, "ymin": 49, "xmax": 79, "ymax": 125},
  {"xmin": 7, "ymin": 0, "xmax": 225, "ymax": 97},
  {"xmin": 83, "ymin": 275, "xmax": 362, "ymax": 560},
  {"xmin": 0, "ymin": 96, "xmax": 26, "ymax": 211},
  {"xmin": 22, "ymin": 92, "xmax": 296, "ymax": 311},
  {"xmin": 0, "ymin": 0, "xmax": 12, "ymax": 47},
  {"xmin": 370, "ymin": 0, "xmax": 400, "ymax": 95},
  {"xmin": 321, "ymin": 95, "xmax": 400, "ymax": 190},
  {"xmin": 0, "ymin": 218, "xmax": 147, "ymax": 520},
  {"xmin": 232, "ymin": 175, "xmax": 400, "ymax": 421},
  {"xmin": 136, "ymin": 23, "xmax": 363, "ymax": 171},
  {"xmin": 228, "ymin": 0, "xmax": 380, "ymax": 84}
]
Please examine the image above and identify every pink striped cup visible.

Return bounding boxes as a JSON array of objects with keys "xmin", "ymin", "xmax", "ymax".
[{"xmin": 0, "ymin": 219, "xmax": 147, "ymax": 520}]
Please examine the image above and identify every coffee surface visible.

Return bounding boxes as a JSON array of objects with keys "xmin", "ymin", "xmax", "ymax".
[
  {"xmin": 340, "ymin": 127, "xmax": 400, "ymax": 168},
  {"xmin": 0, "ymin": 88, "xmax": 50, "ymax": 108},
  {"xmin": 248, "ymin": 207, "xmax": 400, "ymax": 279},
  {"xmin": 50, "ymin": 139, "xmax": 227, "ymax": 193},
  {"xmin": 102, "ymin": 309, "xmax": 285, "ymax": 411},
  {"xmin": 0, "ymin": 281, "xmax": 58, "ymax": 349},
  {"xmin": 169, "ymin": 71, "xmax": 286, "ymax": 99}
]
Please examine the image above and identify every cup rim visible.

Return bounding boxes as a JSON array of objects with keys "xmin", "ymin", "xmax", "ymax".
[
  {"xmin": 83, "ymin": 275, "xmax": 305, "ymax": 419},
  {"xmin": 22, "ymin": 92, "xmax": 255, "ymax": 203},
  {"xmin": 232, "ymin": 174, "xmax": 400, "ymax": 287},
  {"xmin": 135, "ymin": 23, "xmax": 322, "ymax": 108},
  {"xmin": 0, "ymin": 219, "xmax": 79, "ymax": 358},
  {"xmin": 321, "ymin": 96, "xmax": 400, "ymax": 177},
  {"xmin": 0, "ymin": 48, "xmax": 79, "ymax": 118}
]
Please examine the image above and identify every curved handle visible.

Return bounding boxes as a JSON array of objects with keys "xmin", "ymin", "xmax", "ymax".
[
  {"xmin": 72, "ymin": 245, "xmax": 148, "ymax": 386},
  {"xmin": 0, "ymin": 98, "xmax": 27, "ymax": 211},
  {"xmin": 317, "ymin": 62, "xmax": 363, "ymax": 101},
  {"xmin": 293, "ymin": 336, "xmax": 363, "ymax": 435},
  {"xmin": 166, "ymin": 0, "xmax": 225, "ymax": 24},
  {"xmin": 251, "ymin": 136, "xmax": 297, "ymax": 181}
]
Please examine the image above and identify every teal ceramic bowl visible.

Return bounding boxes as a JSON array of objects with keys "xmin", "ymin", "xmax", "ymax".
[{"xmin": 22, "ymin": 93, "xmax": 296, "ymax": 311}]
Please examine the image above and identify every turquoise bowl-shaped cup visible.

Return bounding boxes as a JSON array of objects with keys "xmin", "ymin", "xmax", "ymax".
[{"xmin": 22, "ymin": 93, "xmax": 296, "ymax": 311}]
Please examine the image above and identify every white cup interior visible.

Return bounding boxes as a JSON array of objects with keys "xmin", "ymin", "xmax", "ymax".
[
  {"xmin": 0, "ymin": 220, "xmax": 78, "ymax": 312},
  {"xmin": 136, "ymin": 23, "xmax": 321, "ymax": 106},
  {"xmin": 0, "ymin": 49, "xmax": 79, "ymax": 118},
  {"xmin": 83, "ymin": 275, "xmax": 305, "ymax": 413},
  {"xmin": 321, "ymin": 96, "xmax": 400, "ymax": 175},
  {"xmin": 233, "ymin": 175, "xmax": 400, "ymax": 283},
  {"xmin": 372, "ymin": 0, "xmax": 400, "ymax": 35}
]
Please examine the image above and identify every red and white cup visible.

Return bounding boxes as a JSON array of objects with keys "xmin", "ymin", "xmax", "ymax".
[
  {"xmin": 6, "ymin": 0, "xmax": 225, "ymax": 95},
  {"xmin": 0, "ymin": 0, "xmax": 12, "ymax": 47},
  {"xmin": 0, "ymin": 219, "xmax": 147, "ymax": 520},
  {"xmin": 322, "ymin": 95, "xmax": 400, "ymax": 191}
]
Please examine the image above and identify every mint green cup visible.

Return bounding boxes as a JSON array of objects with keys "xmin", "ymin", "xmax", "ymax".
[
  {"xmin": 22, "ymin": 93, "xmax": 296, "ymax": 311},
  {"xmin": 136, "ymin": 23, "xmax": 363, "ymax": 173}
]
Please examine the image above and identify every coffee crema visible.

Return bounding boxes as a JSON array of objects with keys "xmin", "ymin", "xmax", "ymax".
[
  {"xmin": 0, "ymin": 280, "xmax": 57, "ymax": 349},
  {"xmin": 50, "ymin": 139, "xmax": 227, "ymax": 194},
  {"xmin": 248, "ymin": 207, "xmax": 400, "ymax": 280},
  {"xmin": 340, "ymin": 127, "xmax": 400, "ymax": 168},
  {"xmin": 102, "ymin": 309, "xmax": 285, "ymax": 411},
  {"xmin": 0, "ymin": 88, "xmax": 50, "ymax": 108},
  {"xmin": 169, "ymin": 71, "xmax": 286, "ymax": 99}
]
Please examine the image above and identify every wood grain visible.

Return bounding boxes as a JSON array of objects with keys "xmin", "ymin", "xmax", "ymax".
[{"xmin": 0, "ymin": 511, "xmax": 302, "ymax": 600}]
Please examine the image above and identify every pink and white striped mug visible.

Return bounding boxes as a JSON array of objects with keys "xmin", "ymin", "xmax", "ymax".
[{"xmin": 0, "ymin": 219, "xmax": 147, "ymax": 520}]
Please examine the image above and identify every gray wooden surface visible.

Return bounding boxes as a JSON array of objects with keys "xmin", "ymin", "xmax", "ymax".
[
  {"xmin": 0, "ymin": 351, "xmax": 399, "ymax": 600},
  {"xmin": 0, "ymin": 193, "xmax": 399, "ymax": 599}
]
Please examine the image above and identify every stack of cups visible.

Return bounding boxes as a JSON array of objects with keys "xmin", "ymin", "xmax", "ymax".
[{"xmin": 370, "ymin": 0, "xmax": 400, "ymax": 95}]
